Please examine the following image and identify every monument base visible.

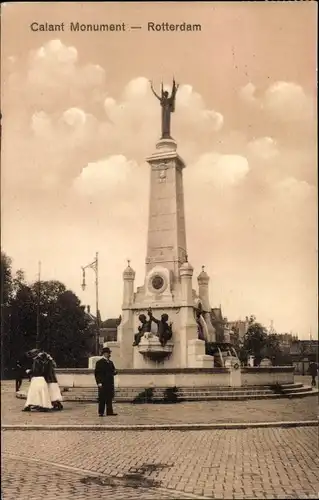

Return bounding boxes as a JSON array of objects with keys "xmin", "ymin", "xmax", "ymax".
[{"xmin": 56, "ymin": 366, "xmax": 295, "ymax": 391}]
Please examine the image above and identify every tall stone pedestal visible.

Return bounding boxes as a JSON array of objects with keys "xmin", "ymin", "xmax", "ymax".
[{"xmin": 100, "ymin": 137, "xmax": 215, "ymax": 370}]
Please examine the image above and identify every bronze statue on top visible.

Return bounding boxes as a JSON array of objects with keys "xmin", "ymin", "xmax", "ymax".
[{"xmin": 150, "ymin": 78, "xmax": 179, "ymax": 139}]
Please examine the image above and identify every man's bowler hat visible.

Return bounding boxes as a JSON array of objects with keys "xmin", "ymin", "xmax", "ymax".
[{"xmin": 101, "ymin": 347, "xmax": 111, "ymax": 354}]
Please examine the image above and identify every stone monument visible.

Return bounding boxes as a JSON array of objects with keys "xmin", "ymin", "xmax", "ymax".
[
  {"xmin": 102, "ymin": 78, "xmax": 216, "ymax": 370},
  {"xmin": 40, "ymin": 80, "xmax": 296, "ymax": 395}
]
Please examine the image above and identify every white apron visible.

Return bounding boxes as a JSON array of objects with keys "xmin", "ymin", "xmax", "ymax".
[
  {"xmin": 48, "ymin": 383, "xmax": 63, "ymax": 402},
  {"xmin": 25, "ymin": 376, "xmax": 52, "ymax": 409}
]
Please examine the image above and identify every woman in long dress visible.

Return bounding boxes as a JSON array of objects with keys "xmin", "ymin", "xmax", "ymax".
[
  {"xmin": 43, "ymin": 353, "xmax": 63, "ymax": 411},
  {"xmin": 23, "ymin": 350, "xmax": 53, "ymax": 412}
]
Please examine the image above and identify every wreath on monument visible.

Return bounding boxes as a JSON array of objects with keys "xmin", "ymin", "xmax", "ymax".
[{"xmin": 233, "ymin": 362, "xmax": 240, "ymax": 370}]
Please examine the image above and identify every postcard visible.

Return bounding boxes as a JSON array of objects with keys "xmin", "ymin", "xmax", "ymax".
[{"xmin": 1, "ymin": 2, "xmax": 318, "ymax": 500}]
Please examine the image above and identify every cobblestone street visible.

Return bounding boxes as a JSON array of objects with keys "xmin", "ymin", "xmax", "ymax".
[
  {"xmin": 2, "ymin": 456, "xmax": 185, "ymax": 500},
  {"xmin": 2, "ymin": 427, "xmax": 319, "ymax": 499}
]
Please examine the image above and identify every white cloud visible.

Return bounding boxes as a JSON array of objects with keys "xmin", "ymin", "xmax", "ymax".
[
  {"xmin": 264, "ymin": 81, "xmax": 314, "ymax": 122},
  {"xmin": 6, "ymin": 40, "xmax": 106, "ymax": 112},
  {"xmin": 274, "ymin": 177, "xmax": 316, "ymax": 200},
  {"xmin": 175, "ymin": 84, "xmax": 223, "ymax": 132},
  {"xmin": 239, "ymin": 82, "xmax": 258, "ymax": 105},
  {"xmin": 62, "ymin": 107, "xmax": 87, "ymax": 127},
  {"xmin": 201, "ymin": 109, "xmax": 224, "ymax": 130},
  {"xmin": 123, "ymin": 77, "xmax": 149, "ymax": 99},
  {"xmin": 31, "ymin": 111, "xmax": 52, "ymax": 137},
  {"xmin": 247, "ymin": 137, "xmax": 279, "ymax": 161},
  {"xmin": 189, "ymin": 153, "xmax": 249, "ymax": 189},
  {"xmin": 79, "ymin": 64, "xmax": 105, "ymax": 87},
  {"xmin": 34, "ymin": 39, "xmax": 78, "ymax": 64},
  {"xmin": 72, "ymin": 155, "xmax": 138, "ymax": 197},
  {"xmin": 240, "ymin": 81, "xmax": 314, "ymax": 124}
]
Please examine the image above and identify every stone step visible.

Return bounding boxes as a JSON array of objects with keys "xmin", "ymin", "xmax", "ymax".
[
  {"xmin": 60, "ymin": 385, "xmax": 315, "ymax": 402},
  {"xmin": 65, "ymin": 388, "xmax": 273, "ymax": 395},
  {"xmin": 281, "ymin": 386, "xmax": 310, "ymax": 394},
  {"xmin": 17, "ymin": 385, "xmax": 317, "ymax": 402},
  {"xmin": 62, "ymin": 392, "xmax": 315, "ymax": 402},
  {"xmin": 63, "ymin": 383, "xmax": 303, "ymax": 394},
  {"xmin": 281, "ymin": 383, "xmax": 303, "ymax": 389},
  {"xmin": 62, "ymin": 384, "xmax": 304, "ymax": 397}
]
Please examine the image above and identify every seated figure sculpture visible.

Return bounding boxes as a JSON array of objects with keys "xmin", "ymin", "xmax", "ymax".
[
  {"xmin": 133, "ymin": 314, "xmax": 152, "ymax": 346},
  {"xmin": 195, "ymin": 302, "xmax": 209, "ymax": 342},
  {"xmin": 148, "ymin": 308, "xmax": 173, "ymax": 347}
]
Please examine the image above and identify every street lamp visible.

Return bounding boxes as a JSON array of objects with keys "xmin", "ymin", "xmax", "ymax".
[
  {"xmin": 81, "ymin": 252, "xmax": 100, "ymax": 356},
  {"xmin": 36, "ymin": 261, "xmax": 41, "ymax": 349}
]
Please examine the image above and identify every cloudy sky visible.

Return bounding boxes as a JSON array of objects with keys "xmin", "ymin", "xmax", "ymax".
[{"xmin": 1, "ymin": 2, "xmax": 317, "ymax": 338}]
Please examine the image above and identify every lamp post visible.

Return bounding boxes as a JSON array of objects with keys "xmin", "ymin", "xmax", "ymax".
[
  {"xmin": 81, "ymin": 252, "xmax": 100, "ymax": 356},
  {"xmin": 36, "ymin": 261, "xmax": 41, "ymax": 349}
]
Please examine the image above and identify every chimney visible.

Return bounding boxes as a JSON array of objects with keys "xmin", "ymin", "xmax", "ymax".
[{"xmin": 87, "ymin": 305, "xmax": 90, "ymax": 314}]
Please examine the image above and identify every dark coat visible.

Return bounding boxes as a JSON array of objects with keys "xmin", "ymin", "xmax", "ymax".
[
  {"xmin": 94, "ymin": 358, "xmax": 117, "ymax": 398},
  {"xmin": 30, "ymin": 357, "xmax": 45, "ymax": 378},
  {"xmin": 309, "ymin": 363, "xmax": 318, "ymax": 376},
  {"xmin": 15, "ymin": 362, "xmax": 25, "ymax": 380},
  {"xmin": 43, "ymin": 360, "xmax": 58, "ymax": 384}
]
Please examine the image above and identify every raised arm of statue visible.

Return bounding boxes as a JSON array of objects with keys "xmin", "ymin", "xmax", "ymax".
[
  {"xmin": 171, "ymin": 78, "xmax": 179, "ymax": 99},
  {"xmin": 149, "ymin": 313, "xmax": 160, "ymax": 326},
  {"xmin": 168, "ymin": 78, "xmax": 179, "ymax": 112},
  {"xmin": 149, "ymin": 80, "xmax": 161, "ymax": 101}
]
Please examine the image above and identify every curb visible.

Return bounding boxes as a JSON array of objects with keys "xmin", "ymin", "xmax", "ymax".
[{"xmin": 2, "ymin": 420, "xmax": 318, "ymax": 431}]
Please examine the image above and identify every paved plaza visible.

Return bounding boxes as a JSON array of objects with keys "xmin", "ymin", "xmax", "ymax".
[
  {"xmin": 2, "ymin": 380, "xmax": 319, "ymax": 499},
  {"xmin": 1, "ymin": 380, "xmax": 318, "ymax": 427}
]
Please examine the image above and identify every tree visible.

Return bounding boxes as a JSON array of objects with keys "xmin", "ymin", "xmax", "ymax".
[
  {"xmin": 1, "ymin": 252, "xmax": 13, "ymax": 306},
  {"xmin": 39, "ymin": 288, "xmax": 94, "ymax": 367},
  {"xmin": 12, "ymin": 269, "xmax": 26, "ymax": 296},
  {"xmin": 27, "ymin": 280, "xmax": 94, "ymax": 367},
  {"xmin": 2, "ymin": 260, "xmax": 96, "ymax": 376},
  {"xmin": 8, "ymin": 283, "xmax": 37, "ymax": 365},
  {"xmin": 243, "ymin": 317, "xmax": 272, "ymax": 366},
  {"xmin": 243, "ymin": 316, "xmax": 290, "ymax": 366},
  {"xmin": 1, "ymin": 252, "xmax": 13, "ymax": 377},
  {"xmin": 1, "ymin": 254, "xmax": 34, "ymax": 376}
]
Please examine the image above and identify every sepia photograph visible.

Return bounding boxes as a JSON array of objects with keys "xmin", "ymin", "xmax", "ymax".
[{"xmin": 1, "ymin": 2, "xmax": 318, "ymax": 499}]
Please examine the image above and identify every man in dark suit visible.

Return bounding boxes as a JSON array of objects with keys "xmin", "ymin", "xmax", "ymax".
[{"xmin": 94, "ymin": 347, "xmax": 118, "ymax": 417}]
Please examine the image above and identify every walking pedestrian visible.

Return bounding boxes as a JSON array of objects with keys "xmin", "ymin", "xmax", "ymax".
[
  {"xmin": 94, "ymin": 347, "xmax": 118, "ymax": 417},
  {"xmin": 42, "ymin": 353, "xmax": 63, "ymax": 411},
  {"xmin": 23, "ymin": 349, "xmax": 52, "ymax": 412},
  {"xmin": 15, "ymin": 360, "xmax": 24, "ymax": 392},
  {"xmin": 308, "ymin": 362, "xmax": 318, "ymax": 387}
]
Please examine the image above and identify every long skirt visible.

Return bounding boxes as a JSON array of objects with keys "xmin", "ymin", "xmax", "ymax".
[
  {"xmin": 48, "ymin": 383, "xmax": 63, "ymax": 402},
  {"xmin": 25, "ymin": 376, "xmax": 52, "ymax": 410}
]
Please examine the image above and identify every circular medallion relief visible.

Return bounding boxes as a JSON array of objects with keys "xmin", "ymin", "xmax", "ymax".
[{"xmin": 151, "ymin": 275, "xmax": 164, "ymax": 290}]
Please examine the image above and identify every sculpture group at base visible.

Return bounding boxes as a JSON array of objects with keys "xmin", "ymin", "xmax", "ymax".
[{"xmin": 133, "ymin": 308, "xmax": 173, "ymax": 347}]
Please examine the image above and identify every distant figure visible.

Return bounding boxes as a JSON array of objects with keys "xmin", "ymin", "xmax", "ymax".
[
  {"xmin": 23, "ymin": 349, "xmax": 52, "ymax": 412},
  {"xmin": 308, "ymin": 362, "xmax": 318, "ymax": 387},
  {"xmin": 148, "ymin": 308, "xmax": 173, "ymax": 347},
  {"xmin": 15, "ymin": 360, "xmax": 24, "ymax": 392},
  {"xmin": 94, "ymin": 347, "xmax": 118, "ymax": 417},
  {"xmin": 150, "ymin": 78, "xmax": 179, "ymax": 139},
  {"xmin": 133, "ymin": 313, "xmax": 152, "ymax": 346}
]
